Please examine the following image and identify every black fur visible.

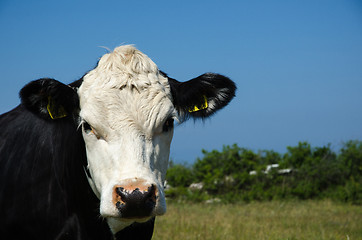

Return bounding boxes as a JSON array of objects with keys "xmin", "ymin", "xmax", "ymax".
[
  {"xmin": 162, "ymin": 72, "xmax": 236, "ymax": 121},
  {"xmin": 0, "ymin": 105, "xmax": 111, "ymax": 239}
]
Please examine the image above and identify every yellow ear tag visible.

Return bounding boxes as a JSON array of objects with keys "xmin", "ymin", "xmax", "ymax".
[
  {"xmin": 188, "ymin": 95, "xmax": 208, "ymax": 113},
  {"xmin": 47, "ymin": 96, "xmax": 68, "ymax": 119}
]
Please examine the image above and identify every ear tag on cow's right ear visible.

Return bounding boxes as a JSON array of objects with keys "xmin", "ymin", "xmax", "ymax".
[
  {"xmin": 188, "ymin": 95, "xmax": 208, "ymax": 113},
  {"xmin": 47, "ymin": 96, "xmax": 68, "ymax": 119}
]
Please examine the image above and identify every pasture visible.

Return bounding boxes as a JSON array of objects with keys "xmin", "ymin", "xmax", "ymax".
[{"xmin": 153, "ymin": 200, "xmax": 362, "ymax": 240}]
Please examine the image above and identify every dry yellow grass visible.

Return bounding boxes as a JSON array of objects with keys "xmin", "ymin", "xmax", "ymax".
[{"xmin": 153, "ymin": 200, "xmax": 362, "ymax": 240}]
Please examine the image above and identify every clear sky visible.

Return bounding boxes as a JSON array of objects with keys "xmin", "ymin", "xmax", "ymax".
[{"xmin": 1, "ymin": 0, "xmax": 361, "ymax": 163}]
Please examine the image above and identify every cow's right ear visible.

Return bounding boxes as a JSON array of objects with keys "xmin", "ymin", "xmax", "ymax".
[{"xmin": 20, "ymin": 78, "xmax": 79, "ymax": 120}]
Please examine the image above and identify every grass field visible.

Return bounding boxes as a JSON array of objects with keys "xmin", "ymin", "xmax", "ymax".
[{"xmin": 153, "ymin": 200, "xmax": 362, "ymax": 240}]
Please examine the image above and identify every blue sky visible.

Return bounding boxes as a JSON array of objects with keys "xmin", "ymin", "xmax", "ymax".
[{"xmin": 1, "ymin": 0, "xmax": 361, "ymax": 163}]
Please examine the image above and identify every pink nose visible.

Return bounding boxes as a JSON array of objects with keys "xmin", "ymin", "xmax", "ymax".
[{"xmin": 112, "ymin": 179, "xmax": 157, "ymax": 219}]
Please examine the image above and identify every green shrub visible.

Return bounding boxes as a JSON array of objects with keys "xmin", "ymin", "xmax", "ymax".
[
  {"xmin": 165, "ymin": 141, "xmax": 362, "ymax": 204},
  {"xmin": 166, "ymin": 162, "xmax": 195, "ymax": 188}
]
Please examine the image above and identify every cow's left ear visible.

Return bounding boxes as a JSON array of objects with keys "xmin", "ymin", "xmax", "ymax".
[
  {"xmin": 167, "ymin": 73, "xmax": 236, "ymax": 121},
  {"xmin": 20, "ymin": 78, "xmax": 79, "ymax": 120}
]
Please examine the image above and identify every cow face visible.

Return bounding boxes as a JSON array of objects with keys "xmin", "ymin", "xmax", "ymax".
[
  {"xmin": 19, "ymin": 45, "xmax": 236, "ymax": 233},
  {"xmin": 77, "ymin": 46, "xmax": 175, "ymax": 231}
]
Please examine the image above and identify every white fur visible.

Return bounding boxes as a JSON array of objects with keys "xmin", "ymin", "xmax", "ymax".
[{"xmin": 78, "ymin": 45, "xmax": 176, "ymax": 233}]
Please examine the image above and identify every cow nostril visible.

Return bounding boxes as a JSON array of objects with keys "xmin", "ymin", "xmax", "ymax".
[
  {"xmin": 116, "ymin": 187, "xmax": 125, "ymax": 196},
  {"xmin": 145, "ymin": 185, "xmax": 156, "ymax": 201},
  {"xmin": 116, "ymin": 201, "xmax": 125, "ymax": 208}
]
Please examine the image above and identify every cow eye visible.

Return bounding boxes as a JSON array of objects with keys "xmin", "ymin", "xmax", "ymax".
[
  {"xmin": 163, "ymin": 118, "xmax": 174, "ymax": 132},
  {"xmin": 82, "ymin": 121, "xmax": 93, "ymax": 133},
  {"xmin": 82, "ymin": 121, "xmax": 103, "ymax": 140}
]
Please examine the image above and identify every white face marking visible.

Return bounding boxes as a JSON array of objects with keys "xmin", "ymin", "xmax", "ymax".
[{"xmin": 77, "ymin": 45, "xmax": 176, "ymax": 232}]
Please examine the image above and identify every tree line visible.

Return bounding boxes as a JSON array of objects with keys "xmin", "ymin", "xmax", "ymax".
[{"xmin": 165, "ymin": 140, "xmax": 362, "ymax": 204}]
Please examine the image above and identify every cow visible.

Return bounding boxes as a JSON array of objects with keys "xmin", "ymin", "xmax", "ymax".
[{"xmin": 0, "ymin": 45, "xmax": 236, "ymax": 240}]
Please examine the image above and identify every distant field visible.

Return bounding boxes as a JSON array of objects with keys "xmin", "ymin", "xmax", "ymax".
[{"xmin": 153, "ymin": 200, "xmax": 362, "ymax": 240}]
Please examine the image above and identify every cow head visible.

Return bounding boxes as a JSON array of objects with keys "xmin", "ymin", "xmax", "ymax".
[{"xmin": 19, "ymin": 45, "xmax": 236, "ymax": 233}]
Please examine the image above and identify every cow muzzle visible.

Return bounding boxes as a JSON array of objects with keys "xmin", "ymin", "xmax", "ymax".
[{"xmin": 112, "ymin": 179, "xmax": 157, "ymax": 219}]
